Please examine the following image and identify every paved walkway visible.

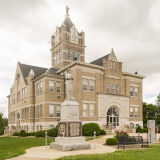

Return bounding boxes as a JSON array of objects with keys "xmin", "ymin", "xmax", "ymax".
[{"xmin": 6, "ymin": 133, "xmax": 160, "ymax": 160}]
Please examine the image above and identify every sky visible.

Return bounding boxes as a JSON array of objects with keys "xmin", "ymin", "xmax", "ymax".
[{"xmin": 0, "ymin": 0, "xmax": 160, "ymax": 118}]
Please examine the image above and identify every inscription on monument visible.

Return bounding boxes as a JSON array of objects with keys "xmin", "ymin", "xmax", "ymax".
[
  {"xmin": 68, "ymin": 122, "xmax": 82, "ymax": 137},
  {"xmin": 58, "ymin": 123, "xmax": 66, "ymax": 136},
  {"xmin": 69, "ymin": 106, "xmax": 79, "ymax": 119}
]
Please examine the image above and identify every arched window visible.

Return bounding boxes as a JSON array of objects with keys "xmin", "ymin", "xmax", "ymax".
[
  {"xmin": 17, "ymin": 74, "xmax": 20, "ymax": 86},
  {"xmin": 72, "ymin": 50, "xmax": 75, "ymax": 61},
  {"xmin": 68, "ymin": 49, "xmax": 71, "ymax": 60},
  {"xmin": 107, "ymin": 107, "xmax": 119, "ymax": 127},
  {"xmin": 54, "ymin": 53, "xmax": 56, "ymax": 64},
  {"xmin": 59, "ymin": 50, "xmax": 61, "ymax": 61},
  {"xmin": 57, "ymin": 51, "xmax": 59, "ymax": 63},
  {"xmin": 77, "ymin": 51, "xmax": 80, "ymax": 61}
]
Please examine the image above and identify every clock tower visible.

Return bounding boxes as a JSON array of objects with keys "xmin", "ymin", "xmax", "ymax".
[{"xmin": 50, "ymin": 6, "xmax": 85, "ymax": 68}]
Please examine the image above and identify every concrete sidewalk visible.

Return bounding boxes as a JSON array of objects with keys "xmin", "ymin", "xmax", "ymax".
[{"xmin": 6, "ymin": 136, "xmax": 115, "ymax": 160}]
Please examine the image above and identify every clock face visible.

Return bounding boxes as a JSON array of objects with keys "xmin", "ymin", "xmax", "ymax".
[{"xmin": 72, "ymin": 34, "xmax": 76, "ymax": 40}]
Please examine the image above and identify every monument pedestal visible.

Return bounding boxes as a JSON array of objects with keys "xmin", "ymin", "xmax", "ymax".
[{"xmin": 50, "ymin": 99, "xmax": 90, "ymax": 151}]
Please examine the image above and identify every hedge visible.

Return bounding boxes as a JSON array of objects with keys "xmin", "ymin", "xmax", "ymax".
[
  {"xmin": 100, "ymin": 129, "xmax": 106, "ymax": 135},
  {"xmin": 13, "ymin": 132, "xmax": 20, "ymax": 136},
  {"xmin": 136, "ymin": 126, "xmax": 143, "ymax": 133},
  {"xmin": 19, "ymin": 130, "xmax": 25, "ymax": 137},
  {"xmin": 82, "ymin": 123, "xmax": 101, "ymax": 136},
  {"xmin": 106, "ymin": 138, "xmax": 118, "ymax": 145},
  {"xmin": 143, "ymin": 128, "xmax": 147, "ymax": 133}
]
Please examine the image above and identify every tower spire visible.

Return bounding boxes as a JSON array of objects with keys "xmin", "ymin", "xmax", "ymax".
[{"xmin": 66, "ymin": 5, "xmax": 70, "ymax": 15}]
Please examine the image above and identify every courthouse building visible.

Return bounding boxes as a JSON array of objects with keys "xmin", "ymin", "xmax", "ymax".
[{"xmin": 7, "ymin": 10, "xmax": 145, "ymax": 133}]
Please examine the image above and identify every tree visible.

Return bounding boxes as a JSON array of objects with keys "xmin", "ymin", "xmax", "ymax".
[{"xmin": 0, "ymin": 112, "xmax": 5, "ymax": 135}]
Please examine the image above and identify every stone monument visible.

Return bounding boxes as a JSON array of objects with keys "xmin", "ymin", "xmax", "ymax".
[
  {"xmin": 147, "ymin": 120, "xmax": 157, "ymax": 143},
  {"xmin": 50, "ymin": 68, "xmax": 90, "ymax": 151}
]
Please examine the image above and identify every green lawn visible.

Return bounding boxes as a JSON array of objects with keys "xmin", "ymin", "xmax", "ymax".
[
  {"xmin": 0, "ymin": 137, "xmax": 53, "ymax": 160},
  {"xmin": 56, "ymin": 145, "xmax": 160, "ymax": 160}
]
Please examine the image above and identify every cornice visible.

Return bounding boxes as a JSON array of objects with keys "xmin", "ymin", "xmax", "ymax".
[
  {"xmin": 122, "ymin": 72, "xmax": 145, "ymax": 79},
  {"xmin": 50, "ymin": 40, "xmax": 86, "ymax": 51},
  {"xmin": 56, "ymin": 61, "xmax": 105, "ymax": 74}
]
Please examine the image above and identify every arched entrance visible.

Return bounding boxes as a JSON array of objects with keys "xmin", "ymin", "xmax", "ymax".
[{"xmin": 106, "ymin": 107, "xmax": 119, "ymax": 127}]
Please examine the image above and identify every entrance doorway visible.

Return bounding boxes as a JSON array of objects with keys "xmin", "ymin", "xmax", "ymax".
[{"xmin": 107, "ymin": 107, "xmax": 119, "ymax": 127}]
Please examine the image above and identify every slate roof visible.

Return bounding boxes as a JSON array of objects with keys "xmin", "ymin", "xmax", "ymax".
[
  {"xmin": 45, "ymin": 68, "xmax": 64, "ymax": 77},
  {"xmin": 63, "ymin": 17, "xmax": 73, "ymax": 32},
  {"xmin": 90, "ymin": 54, "xmax": 110, "ymax": 66}
]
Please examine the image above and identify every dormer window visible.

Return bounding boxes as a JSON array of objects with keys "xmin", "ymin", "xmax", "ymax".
[
  {"xmin": 17, "ymin": 74, "xmax": 20, "ymax": 86},
  {"xmin": 113, "ymin": 62, "xmax": 116, "ymax": 70},
  {"xmin": 110, "ymin": 61, "xmax": 112, "ymax": 69}
]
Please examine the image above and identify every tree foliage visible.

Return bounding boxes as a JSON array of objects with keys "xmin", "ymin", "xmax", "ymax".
[{"xmin": 0, "ymin": 112, "xmax": 8, "ymax": 135}]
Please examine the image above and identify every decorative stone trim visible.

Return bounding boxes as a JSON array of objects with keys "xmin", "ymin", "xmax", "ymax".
[{"xmin": 122, "ymin": 72, "xmax": 145, "ymax": 79}]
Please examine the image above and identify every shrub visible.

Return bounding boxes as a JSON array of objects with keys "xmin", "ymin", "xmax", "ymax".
[
  {"xmin": 115, "ymin": 130, "xmax": 128, "ymax": 141},
  {"xmin": 13, "ymin": 132, "xmax": 20, "ymax": 136},
  {"xmin": 106, "ymin": 138, "xmax": 118, "ymax": 145},
  {"xmin": 136, "ymin": 126, "xmax": 143, "ymax": 133},
  {"xmin": 22, "ymin": 133, "xmax": 28, "ymax": 137},
  {"xmin": 29, "ymin": 132, "xmax": 36, "ymax": 136},
  {"xmin": 82, "ymin": 123, "xmax": 101, "ymax": 136},
  {"xmin": 35, "ymin": 131, "xmax": 45, "ymax": 137},
  {"xmin": 143, "ymin": 128, "xmax": 148, "ymax": 133},
  {"xmin": 143, "ymin": 124, "xmax": 147, "ymax": 128},
  {"xmin": 55, "ymin": 125, "xmax": 58, "ymax": 129},
  {"xmin": 47, "ymin": 128, "xmax": 58, "ymax": 137},
  {"xmin": 19, "ymin": 130, "xmax": 25, "ymax": 137},
  {"xmin": 100, "ymin": 129, "xmax": 106, "ymax": 135}
]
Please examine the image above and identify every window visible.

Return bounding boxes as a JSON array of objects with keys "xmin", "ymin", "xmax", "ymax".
[
  {"xmin": 79, "ymin": 39, "xmax": 80, "ymax": 45},
  {"xmin": 113, "ymin": 62, "xmax": 116, "ymax": 70},
  {"xmin": 83, "ymin": 79, "xmax": 88, "ymax": 91},
  {"xmin": 68, "ymin": 49, "xmax": 71, "ymax": 60},
  {"xmin": 49, "ymin": 104, "xmax": 54, "ymax": 117},
  {"xmin": 110, "ymin": 61, "xmax": 112, "ymax": 69},
  {"xmin": 54, "ymin": 53, "xmax": 56, "ymax": 64},
  {"xmin": 56, "ymin": 81, "xmax": 61, "ymax": 93},
  {"xmin": 77, "ymin": 52, "xmax": 80, "ymax": 61},
  {"xmin": 90, "ymin": 104, "xmax": 95, "ymax": 117},
  {"xmin": 37, "ymin": 125, "xmax": 39, "ymax": 132},
  {"xmin": 18, "ymin": 91, "xmax": 20, "ymax": 101},
  {"xmin": 37, "ymin": 105, "xmax": 39, "ymax": 118},
  {"xmin": 111, "ymin": 84, "xmax": 114, "ymax": 94},
  {"xmin": 50, "ymin": 125, "xmax": 54, "ymax": 129},
  {"xmin": 130, "ymin": 107, "xmax": 133, "ymax": 117},
  {"xmin": 130, "ymin": 86, "xmax": 133, "ymax": 96},
  {"xmin": 116, "ymin": 85, "xmax": 119, "ymax": 94},
  {"xmin": 83, "ymin": 104, "xmax": 88, "ymax": 116},
  {"xmin": 40, "ymin": 125, "xmax": 42, "ymax": 131},
  {"xmin": 37, "ymin": 83, "xmax": 39, "ymax": 94},
  {"xmin": 135, "ymin": 107, "xmax": 138, "ymax": 117},
  {"xmin": 72, "ymin": 50, "xmax": 75, "ymax": 61},
  {"xmin": 40, "ymin": 81, "xmax": 42, "ymax": 93},
  {"xmin": 56, "ymin": 105, "xmax": 60, "ymax": 117},
  {"xmin": 106, "ymin": 83, "xmax": 110, "ymax": 93},
  {"xmin": 57, "ymin": 51, "xmax": 59, "ymax": 63},
  {"xmin": 27, "ymin": 107, "xmax": 29, "ymax": 118},
  {"xmin": 59, "ymin": 50, "xmax": 61, "ymax": 61},
  {"xmin": 90, "ymin": 80, "xmax": 95, "ymax": 92},
  {"xmin": 135, "ymin": 87, "xmax": 138, "ymax": 97},
  {"xmin": 49, "ymin": 80, "xmax": 54, "ymax": 92},
  {"xmin": 40, "ymin": 105, "xmax": 42, "ymax": 117},
  {"xmin": 25, "ymin": 108, "xmax": 26, "ymax": 119},
  {"xmin": 12, "ymin": 94, "xmax": 15, "ymax": 103}
]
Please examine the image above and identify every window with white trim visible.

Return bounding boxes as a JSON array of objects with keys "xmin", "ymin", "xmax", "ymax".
[
  {"xmin": 135, "ymin": 107, "xmax": 138, "ymax": 117},
  {"xmin": 59, "ymin": 50, "xmax": 61, "ymax": 61},
  {"xmin": 37, "ymin": 105, "xmax": 39, "ymax": 118},
  {"xmin": 111, "ymin": 84, "xmax": 114, "ymax": 94},
  {"xmin": 50, "ymin": 125, "xmax": 54, "ymax": 129},
  {"xmin": 68, "ymin": 49, "xmax": 71, "ymax": 60},
  {"xmin": 37, "ymin": 83, "xmax": 39, "ymax": 94},
  {"xmin": 83, "ymin": 79, "xmax": 88, "ymax": 91},
  {"xmin": 135, "ymin": 87, "xmax": 138, "ymax": 97},
  {"xmin": 130, "ymin": 107, "xmax": 133, "ymax": 117},
  {"xmin": 18, "ymin": 91, "xmax": 20, "ymax": 101},
  {"xmin": 110, "ymin": 61, "xmax": 112, "ymax": 69},
  {"xmin": 40, "ymin": 125, "xmax": 42, "ymax": 131},
  {"xmin": 57, "ymin": 51, "xmax": 59, "ymax": 63},
  {"xmin": 130, "ymin": 86, "xmax": 133, "ymax": 96},
  {"xmin": 90, "ymin": 104, "xmax": 95, "ymax": 117},
  {"xmin": 72, "ymin": 50, "xmax": 75, "ymax": 61},
  {"xmin": 56, "ymin": 81, "xmax": 61, "ymax": 93},
  {"xmin": 116, "ymin": 85, "xmax": 119, "ymax": 94},
  {"xmin": 49, "ymin": 80, "xmax": 54, "ymax": 92},
  {"xmin": 83, "ymin": 104, "xmax": 88, "ymax": 116},
  {"xmin": 40, "ymin": 105, "xmax": 42, "ymax": 117},
  {"xmin": 56, "ymin": 105, "xmax": 60, "ymax": 117},
  {"xmin": 40, "ymin": 81, "xmax": 42, "ymax": 93},
  {"xmin": 90, "ymin": 80, "xmax": 95, "ymax": 92},
  {"xmin": 77, "ymin": 52, "xmax": 80, "ymax": 61},
  {"xmin": 49, "ymin": 104, "xmax": 54, "ymax": 117},
  {"xmin": 106, "ymin": 83, "xmax": 110, "ymax": 93},
  {"xmin": 27, "ymin": 107, "xmax": 29, "ymax": 119}
]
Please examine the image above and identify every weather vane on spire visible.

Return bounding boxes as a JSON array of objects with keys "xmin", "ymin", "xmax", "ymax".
[{"xmin": 66, "ymin": 5, "xmax": 70, "ymax": 15}]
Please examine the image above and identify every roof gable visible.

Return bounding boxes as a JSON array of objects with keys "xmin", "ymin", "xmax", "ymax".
[{"xmin": 108, "ymin": 49, "xmax": 118, "ymax": 62}]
